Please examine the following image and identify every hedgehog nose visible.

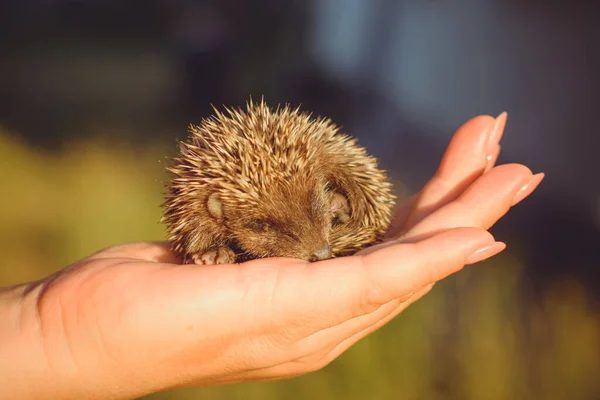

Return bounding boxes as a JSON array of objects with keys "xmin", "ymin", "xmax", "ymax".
[{"xmin": 309, "ymin": 245, "xmax": 332, "ymax": 262}]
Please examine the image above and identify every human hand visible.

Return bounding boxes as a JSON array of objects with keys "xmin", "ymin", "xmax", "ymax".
[{"xmin": 1, "ymin": 113, "xmax": 544, "ymax": 400}]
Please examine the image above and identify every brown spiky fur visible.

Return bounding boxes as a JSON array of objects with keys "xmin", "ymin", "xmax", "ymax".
[{"xmin": 161, "ymin": 99, "xmax": 396, "ymax": 264}]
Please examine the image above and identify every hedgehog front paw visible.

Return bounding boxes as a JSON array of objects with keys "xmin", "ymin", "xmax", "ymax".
[{"xmin": 192, "ymin": 246, "xmax": 236, "ymax": 265}]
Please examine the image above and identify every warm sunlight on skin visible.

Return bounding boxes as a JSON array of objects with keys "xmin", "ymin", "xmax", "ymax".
[{"xmin": 0, "ymin": 113, "xmax": 544, "ymax": 400}]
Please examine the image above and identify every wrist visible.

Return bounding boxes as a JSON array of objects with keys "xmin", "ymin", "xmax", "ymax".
[
  {"xmin": 0, "ymin": 284, "xmax": 48, "ymax": 398},
  {"xmin": 0, "ymin": 275, "xmax": 204, "ymax": 400},
  {"xmin": 0, "ymin": 283, "xmax": 84, "ymax": 400}
]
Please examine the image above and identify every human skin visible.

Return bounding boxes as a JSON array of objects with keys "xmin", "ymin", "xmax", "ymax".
[{"xmin": 0, "ymin": 113, "xmax": 544, "ymax": 400}]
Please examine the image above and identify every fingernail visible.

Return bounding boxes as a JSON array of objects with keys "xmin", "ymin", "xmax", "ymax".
[
  {"xmin": 487, "ymin": 112, "xmax": 507, "ymax": 152},
  {"xmin": 485, "ymin": 143, "xmax": 501, "ymax": 172},
  {"xmin": 466, "ymin": 242, "xmax": 506, "ymax": 264},
  {"xmin": 511, "ymin": 173, "xmax": 545, "ymax": 206}
]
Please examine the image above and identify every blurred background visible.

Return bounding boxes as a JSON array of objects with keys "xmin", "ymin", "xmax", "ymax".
[{"xmin": 1, "ymin": 0, "xmax": 599, "ymax": 399}]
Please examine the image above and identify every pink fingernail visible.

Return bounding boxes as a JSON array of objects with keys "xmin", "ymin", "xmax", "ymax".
[
  {"xmin": 487, "ymin": 112, "xmax": 508, "ymax": 152},
  {"xmin": 511, "ymin": 173, "xmax": 545, "ymax": 206},
  {"xmin": 466, "ymin": 242, "xmax": 506, "ymax": 264}
]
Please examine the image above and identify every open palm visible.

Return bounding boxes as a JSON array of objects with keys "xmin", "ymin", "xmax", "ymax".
[{"xmin": 8, "ymin": 114, "xmax": 543, "ymax": 400}]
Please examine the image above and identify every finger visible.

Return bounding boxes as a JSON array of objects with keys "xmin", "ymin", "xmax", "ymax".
[
  {"xmin": 384, "ymin": 193, "xmax": 419, "ymax": 239},
  {"xmin": 229, "ymin": 284, "xmax": 436, "ymax": 382},
  {"xmin": 485, "ymin": 144, "xmax": 501, "ymax": 173},
  {"xmin": 403, "ymin": 113, "xmax": 507, "ymax": 232},
  {"xmin": 385, "ymin": 114, "xmax": 499, "ymax": 239},
  {"xmin": 361, "ymin": 228, "xmax": 504, "ymax": 302},
  {"xmin": 275, "ymin": 227, "xmax": 504, "ymax": 343},
  {"xmin": 401, "ymin": 164, "xmax": 544, "ymax": 242},
  {"xmin": 321, "ymin": 283, "xmax": 434, "ymax": 365},
  {"xmin": 296, "ymin": 283, "xmax": 435, "ymax": 362},
  {"xmin": 89, "ymin": 241, "xmax": 182, "ymax": 264}
]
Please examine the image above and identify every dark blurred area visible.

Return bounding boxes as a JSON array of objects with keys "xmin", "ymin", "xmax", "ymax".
[{"xmin": 1, "ymin": 1, "xmax": 599, "ymax": 399}]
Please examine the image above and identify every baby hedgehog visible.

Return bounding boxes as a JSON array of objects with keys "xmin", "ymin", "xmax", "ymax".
[{"xmin": 161, "ymin": 99, "xmax": 396, "ymax": 265}]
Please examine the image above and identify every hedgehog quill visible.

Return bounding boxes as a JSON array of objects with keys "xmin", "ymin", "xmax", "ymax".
[{"xmin": 161, "ymin": 99, "xmax": 396, "ymax": 265}]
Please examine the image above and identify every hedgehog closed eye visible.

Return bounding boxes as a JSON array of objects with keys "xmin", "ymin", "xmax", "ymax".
[
  {"xmin": 246, "ymin": 220, "xmax": 274, "ymax": 232},
  {"xmin": 161, "ymin": 98, "xmax": 396, "ymax": 264}
]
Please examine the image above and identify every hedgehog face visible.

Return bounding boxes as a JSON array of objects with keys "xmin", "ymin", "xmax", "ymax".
[{"xmin": 213, "ymin": 182, "xmax": 350, "ymax": 262}]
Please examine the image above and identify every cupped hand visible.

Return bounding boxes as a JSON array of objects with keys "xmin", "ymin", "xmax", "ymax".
[{"xmin": 3, "ymin": 113, "xmax": 544, "ymax": 400}]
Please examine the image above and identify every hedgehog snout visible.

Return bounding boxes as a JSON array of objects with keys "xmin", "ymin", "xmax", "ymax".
[{"xmin": 309, "ymin": 244, "xmax": 332, "ymax": 262}]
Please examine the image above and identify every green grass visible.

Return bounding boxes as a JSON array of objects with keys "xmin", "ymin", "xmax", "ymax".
[{"xmin": 1, "ymin": 129, "xmax": 598, "ymax": 400}]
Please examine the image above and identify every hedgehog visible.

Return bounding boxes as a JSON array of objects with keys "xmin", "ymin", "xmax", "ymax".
[{"xmin": 161, "ymin": 99, "xmax": 396, "ymax": 265}]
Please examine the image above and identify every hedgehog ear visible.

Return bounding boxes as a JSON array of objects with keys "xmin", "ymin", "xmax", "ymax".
[
  {"xmin": 207, "ymin": 192, "xmax": 223, "ymax": 220},
  {"xmin": 330, "ymin": 191, "xmax": 351, "ymax": 224}
]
